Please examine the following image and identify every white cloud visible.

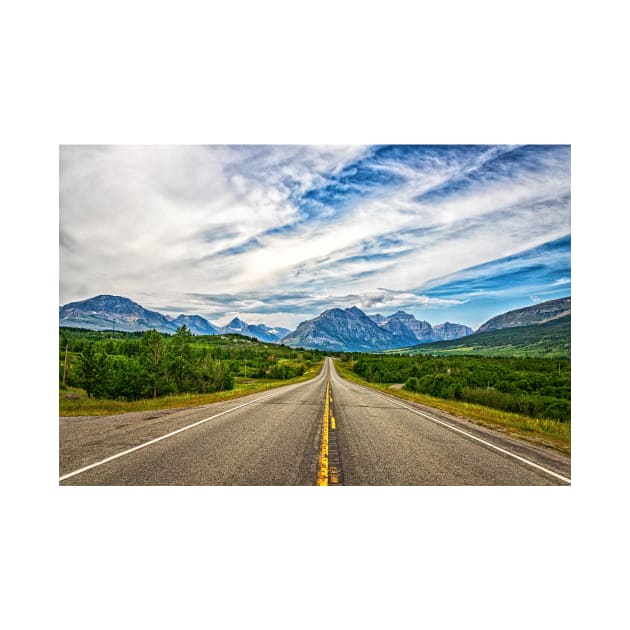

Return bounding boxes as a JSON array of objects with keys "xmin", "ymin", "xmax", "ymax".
[
  {"xmin": 552, "ymin": 277, "xmax": 571, "ymax": 286},
  {"xmin": 59, "ymin": 145, "xmax": 369, "ymax": 303},
  {"xmin": 221, "ymin": 146, "xmax": 570, "ymax": 298},
  {"xmin": 354, "ymin": 290, "xmax": 464, "ymax": 311}
]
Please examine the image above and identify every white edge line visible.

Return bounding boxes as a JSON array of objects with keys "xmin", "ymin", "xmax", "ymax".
[
  {"xmin": 370, "ymin": 391, "xmax": 571, "ymax": 484},
  {"xmin": 329, "ymin": 370, "xmax": 570, "ymax": 484},
  {"xmin": 59, "ymin": 393, "xmax": 276, "ymax": 481},
  {"xmin": 59, "ymin": 371, "xmax": 329, "ymax": 483}
]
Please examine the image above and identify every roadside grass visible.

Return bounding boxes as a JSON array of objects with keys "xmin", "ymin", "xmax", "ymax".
[
  {"xmin": 334, "ymin": 360, "xmax": 570, "ymax": 455},
  {"xmin": 60, "ymin": 360, "xmax": 324, "ymax": 417}
]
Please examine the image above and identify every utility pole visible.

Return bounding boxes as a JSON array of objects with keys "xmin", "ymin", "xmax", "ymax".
[{"xmin": 62, "ymin": 344, "xmax": 69, "ymax": 385}]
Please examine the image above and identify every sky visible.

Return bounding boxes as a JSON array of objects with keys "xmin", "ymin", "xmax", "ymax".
[{"xmin": 59, "ymin": 144, "xmax": 570, "ymax": 330}]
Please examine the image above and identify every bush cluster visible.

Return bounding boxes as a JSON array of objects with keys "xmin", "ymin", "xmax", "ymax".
[{"xmin": 353, "ymin": 354, "xmax": 570, "ymax": 422}]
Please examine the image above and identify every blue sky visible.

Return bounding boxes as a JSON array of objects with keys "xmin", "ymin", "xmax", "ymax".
[{"xmin": 60, "ymin": 145, "xmax": 570, "ymax": 330}]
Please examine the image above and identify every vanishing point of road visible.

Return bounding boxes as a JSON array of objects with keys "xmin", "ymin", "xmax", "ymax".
[{"xmin": 59, "ymin": 358, "xmax": 571, "ymax": 486}]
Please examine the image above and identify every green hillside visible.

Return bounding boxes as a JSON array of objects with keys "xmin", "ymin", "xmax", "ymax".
[{"xmin": 394, "ymin": 315, "xmax": 571, "ymax": 358}]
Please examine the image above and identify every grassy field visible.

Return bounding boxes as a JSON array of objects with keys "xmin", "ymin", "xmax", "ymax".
[
  {"xmin": 334, "ymin": 360, "xmax": 570, "ymax": 455},
  {"xmin": 60, "ymin": 360, "xmax": 324, "ymax": 416}
]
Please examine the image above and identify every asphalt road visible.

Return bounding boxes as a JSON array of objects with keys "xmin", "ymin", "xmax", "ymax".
[{"xmin": 60, "ymin": 358, "xmax": 570, "ymax": 485}]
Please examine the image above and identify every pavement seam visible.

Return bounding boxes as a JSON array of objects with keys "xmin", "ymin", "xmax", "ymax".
[{"xmin": 316, "ymin": 371, "xmax": 344, "ymax": 486}]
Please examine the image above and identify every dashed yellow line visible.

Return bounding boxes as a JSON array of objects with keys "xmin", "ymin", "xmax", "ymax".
[
  {"xmin": 330, "ymin": 391, "xmax": 335, "ymax": 429},
  {"xmin": 316, "ymin": 380, "xmax": 330, "ymax": 486},
  {"xmin": 317, "ymin": 378, "xmax": 343, "ymax": 485}
]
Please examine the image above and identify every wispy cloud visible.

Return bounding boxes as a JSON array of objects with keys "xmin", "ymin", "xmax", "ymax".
[
  {"xmin": 60, "ymin": 145, "xmax": 570, "ymax": 329},
  {"xmin": 414, "ymin": 235, "xmax": 571, "ymax": 328}
]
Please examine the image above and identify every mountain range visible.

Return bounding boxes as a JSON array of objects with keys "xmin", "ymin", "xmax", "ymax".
[
  {"xmin": 390, "ymin": 296, "xmax": 571, "ymax": 358},
  {"xmin": 404, "ymin": 314, "xmax": 571, "ymax": 358},
  {"xmin": 59, "ymin": 294, "xmax": 569, "ymax": 353},
  {"xmin": 371, "ymin": 311, "xmax": 472, "ymax": 342},
  {"xmin": 280, "ymin": 307, "xmax": 472, "ymax": 352},
  {"xmin": 58, "ymin": 294, "xmax": 473, "ymax": 350},
  {"xmin": 58, "ymin": 295, "xmax": 290, "ymax": 343}
]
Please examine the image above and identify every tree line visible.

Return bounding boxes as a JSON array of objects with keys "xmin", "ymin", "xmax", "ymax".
[
  {"xmin": 68, "ymin": 327, "xmax": 234, "ymax": 400},
  {"xmin": 353, "ymin": 354, "xmax": 571, "ymax": 422},
  {"xmin": 60, "ymin": 326, "xmax": 323, "ymax": 401}
]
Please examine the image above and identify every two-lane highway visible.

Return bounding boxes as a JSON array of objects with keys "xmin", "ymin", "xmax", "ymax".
[{"xmin": 60, "ymin": 358, "xmax": 570, "ymax": 485}]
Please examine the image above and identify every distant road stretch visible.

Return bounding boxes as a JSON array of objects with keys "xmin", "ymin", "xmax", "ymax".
[{"xmin": 60, "ymin": 358, "xmax": 570, "ymax": 485}]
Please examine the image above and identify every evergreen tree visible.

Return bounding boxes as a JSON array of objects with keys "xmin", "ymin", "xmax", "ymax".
[
  {"xmin": 78, "ymin": 342, "xmax": 105, "ymax": 398},
  {"xmin": 167, "ymin": 325, "xmax": 194, "ymax": 393},
  {"xmin": 140, "ymin": 329, "xmax": 166, "ymax": 398}
]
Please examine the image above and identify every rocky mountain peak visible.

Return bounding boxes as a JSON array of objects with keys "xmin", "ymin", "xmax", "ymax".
[
  {"xmin": 226, "ymin": 317, "xmax": 246, "ymax": 329},
  {"xmin": 59, "ymin": 295, "xmax": 289, "ymax": 343}
]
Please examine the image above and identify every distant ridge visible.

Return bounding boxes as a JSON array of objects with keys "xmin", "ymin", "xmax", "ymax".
[
  {"xmin": 59, "ymin": 295, "xmax": 175, "ymax": 333},
  {"xmin": 395, "ymin": 297, "xmax": 572, "ymax": 357},
  {"xmin": 477, "ymin": 297, "xmax": 571, "ymax": 333},
  {"xmin": 403, "ymin": 314, "xmax": 571, "ymax": 358}
]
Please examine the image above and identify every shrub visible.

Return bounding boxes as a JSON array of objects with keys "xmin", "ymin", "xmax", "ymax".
[{"xmin": 405, "ymin": 377, "xmax": 419, "ymax": 392}]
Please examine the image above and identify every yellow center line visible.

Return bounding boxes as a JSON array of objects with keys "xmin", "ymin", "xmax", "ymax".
[{"xmin": 316, "ymin": 380, "xmax": 330, "ymax": 486}]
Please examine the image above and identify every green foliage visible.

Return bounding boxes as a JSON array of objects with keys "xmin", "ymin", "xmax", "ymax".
[
  {"xmin": 140, "ymin": 329, "xmax": 168, "ymax": 398},
  {"xmin": 357, "ymin": 354, "xmax": 571, "ymax": 422},
  {"xmin": 167, "ymin": 325, "xmax": 195, "ymax": 393},
  {"xmin": 60, "ymin": 327, "xmax": 321, "ymax": 402},
  {"xmin": 77, "ymin": 342, "xmax": 106, "ymax": 398}
]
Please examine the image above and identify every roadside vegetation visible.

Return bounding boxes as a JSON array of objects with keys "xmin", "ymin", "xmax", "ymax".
[
  {"xmin": 60, "ymin": 327, "xmax": 324, "ymax": 416},
  {"xmin": 335, "ymin": 356, "xmax": 570, "ymax": 454},
  {"xmin": 59, "ymin": 327, "xmax": 571, "ymax": 454}
]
